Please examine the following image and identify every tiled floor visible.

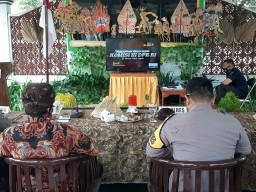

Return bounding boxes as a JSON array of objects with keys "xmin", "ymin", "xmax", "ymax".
[
  {"xmin": 99, "ymin": 184, "xmax": 256, "ymax": 192},
  {"xmin": 99, "ymin": 183, "xmax": 148, "ymax": 192}
]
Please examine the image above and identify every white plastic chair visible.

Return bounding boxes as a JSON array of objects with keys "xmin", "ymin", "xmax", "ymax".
[{"xmin": 240, "ymin": 78, "xmax": 256, "ymax": 110}]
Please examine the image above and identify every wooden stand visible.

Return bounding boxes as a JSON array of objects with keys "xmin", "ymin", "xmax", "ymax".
[
  {"xmin": 160, "ymin": 87, "xmax": 186, "ymax": 106},
  {"xmin": 0, "ymin": 62, "xmax": 12, "ymax": 106}
]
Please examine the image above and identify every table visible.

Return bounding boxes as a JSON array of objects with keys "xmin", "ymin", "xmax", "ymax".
[
  {"xmin": 160, "ymin": 87, "xmax": 186, "ymax": 106},
  {"xmin": 6, "ymin": 111, "xmax": 256, "ymax": 190},
  {"xmin": 109, "ymin": 73, "xmax": 159, "ymax": 107}
]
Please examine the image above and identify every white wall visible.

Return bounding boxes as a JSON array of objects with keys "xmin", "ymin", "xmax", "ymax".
[
  {"xmin": 160, "ymin": 61, "xmax": 215, "ymax": 84},
  {"xmin": 160, "ymin": 61, "xmax": 181, "ymax": 78},
  {"xmin": 7, "ymin": 74, "xmax": 66, "ymax": 86},
  {"xmin": 0, "ymin": 3, "xmax": 12, "ymax": 62}
]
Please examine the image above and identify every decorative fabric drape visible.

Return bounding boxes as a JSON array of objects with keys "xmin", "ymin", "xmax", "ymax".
[{"xmin": 109, "ymin": 73, "xmax": 159, "ymax": 107}]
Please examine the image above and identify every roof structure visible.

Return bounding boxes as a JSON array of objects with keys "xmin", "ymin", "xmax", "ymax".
[{"xmin": 222, "ymin": 0, "xmax": 256, "ymax": 13}]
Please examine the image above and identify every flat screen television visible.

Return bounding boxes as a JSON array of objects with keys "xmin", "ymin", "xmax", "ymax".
[{"xmin": 106, "ymin": 38, "xmax": 160, "ymax": 72}]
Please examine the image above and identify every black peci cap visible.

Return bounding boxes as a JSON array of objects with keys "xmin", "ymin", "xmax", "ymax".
[
  {"xmin": 158, "ymin": 108, "xmax": 175, "ymax": 121},
  {"xmin": 21, "ymin": 83, "xmax": 55, "ymax": 116}
]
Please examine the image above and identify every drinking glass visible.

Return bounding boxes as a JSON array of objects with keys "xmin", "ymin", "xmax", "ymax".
[
  {"xmin": 52, "ymin": 101, "xmax": 63, "ymax": 119},
  {"xmin": 148, "ymin": 104, "xmax": 158, "ymax": 123}
]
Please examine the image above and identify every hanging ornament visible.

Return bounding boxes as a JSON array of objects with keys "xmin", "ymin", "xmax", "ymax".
[
  {"xmin": 190, "ymin": 8, "xmax": 204, "ymax": 36},
  {"xmin": 117, "ymin": 0, "xmax": 137, "ymax": 34},
  {"xmin": 203, "ymin": 2, "xmax": 223, "ymax": 36},
  {"xmin": 54, "ymin": 0, "xmax": 89, "ymax": 34},
  {"xmin": 154, "ymin": 19, "xmax": 164, "ymax": 41},
  {"xmin": 135, "ymin": 6, "xmax": 158, "ymax": 34},
  {"xmin": 170, "ymin": 0, "xmax": 192, "ymax": 36},
  {"xmin": 91, "ymin": 0, "xmax": 110, "ymax": 34},
  {"xmin": 111, "ymin": 24, "xmax": 117, "ymax": 38}
]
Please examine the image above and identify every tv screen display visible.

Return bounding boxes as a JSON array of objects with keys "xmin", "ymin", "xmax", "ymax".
[{"xmin": 106, "ymin": 38, "xmax": 160, "ymax": 72}]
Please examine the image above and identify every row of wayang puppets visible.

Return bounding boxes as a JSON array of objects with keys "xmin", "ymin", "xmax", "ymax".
[{"xmin": 54, "ymin": 0, "xmax": 223, "ymax": 42}]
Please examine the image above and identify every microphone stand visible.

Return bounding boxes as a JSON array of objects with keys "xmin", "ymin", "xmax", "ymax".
[{"xmin": 70, "ymin": 99, "xmax": 84, "ymax": 118}]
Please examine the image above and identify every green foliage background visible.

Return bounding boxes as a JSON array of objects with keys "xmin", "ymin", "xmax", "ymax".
[
  {"xmin": 161, "ymin": 47, "xmax": 203, "ymax": 81},
  {"xmin": 18, "ymin": 0, "xmax": 40, "ymax": 10},
  {"xmin": 7, "ymin": 45, "xmax": 256, "ymax": 112},
  {"xmin": 8, "ymin": 80, "xmax": 31, "ymax": 111},
  {"xmin": 8, "ymin": 47, "xmax": 109, "ymax": 110},
  {"xmin": 6, "ymin": 46, "xmax": 203, "ymax": 110},
  {"xmin": 70, "ymin": 47, "xmax": 109, "ymax": 79},
  {"xmin": 52, "ymin": 71, "xmax": 109, "ymax": 105},
  {"xmin": 52, "ymin": 47, "xmax": 109, "ymax": 105},
  {"xmin": 218, "ymin": 92, "xmax": 241, "ymax": 112}
]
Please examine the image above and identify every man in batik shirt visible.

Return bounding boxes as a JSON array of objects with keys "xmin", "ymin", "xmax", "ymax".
[{"xmin": 0, "ymin": 83, "xmax": 100, "ymax": 190}]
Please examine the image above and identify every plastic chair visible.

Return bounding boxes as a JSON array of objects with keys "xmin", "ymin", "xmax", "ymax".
[
  {"xmin": 240, "ymin": 78, "xmax": 256, "ymax": 110},
  {"xmin": 5, "ymin": 155, "xmax": 101, "ymax": 192},
  {"xmin": 149, "ymin": 155, "xmax": 246, "ymax": 192}
]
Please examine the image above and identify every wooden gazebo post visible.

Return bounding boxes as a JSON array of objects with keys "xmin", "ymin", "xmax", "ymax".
[
  {"xmin": 43, "ymin": 0, "xmax": 49, "ymax": 83},
  {"xmin": 40, "ymin": 0, "xmax": 56, "ymax": 83},
  {"xmin": 0, "ymin": 62, "xmax": 12, "ymax": 106}
]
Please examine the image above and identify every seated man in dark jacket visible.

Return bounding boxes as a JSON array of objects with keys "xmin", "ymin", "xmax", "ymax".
[{"xmin": 215, "ymin": 59, "xmax": 248, "ymax": 103}]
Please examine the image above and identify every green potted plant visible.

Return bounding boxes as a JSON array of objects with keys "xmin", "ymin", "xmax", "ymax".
[
  {"xmin": 218, "ymin": 92, "xmax": 241, "ymax": 112},
  {"xmin": 157, "ymin": 71, "xmax": 178, "ymax": 87}
]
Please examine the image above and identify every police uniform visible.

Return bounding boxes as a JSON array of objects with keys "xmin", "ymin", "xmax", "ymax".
[{"xmin": 146, "ymin": 104, "xmax": 251, "ymax": 192}]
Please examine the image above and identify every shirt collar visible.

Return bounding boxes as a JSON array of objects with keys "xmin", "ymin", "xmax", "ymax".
[
  {"xmin": 27, "ymin": 115, "xmax": 49, "ymax": 123},
  {"xmin": 190, "ymin": 104, "xmax": 213, "ymax": 112}
]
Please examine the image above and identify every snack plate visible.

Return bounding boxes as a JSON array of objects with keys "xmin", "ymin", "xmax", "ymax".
[{"xmin": 115, "ymin": 116, "xmax": 142, "ymax": 123}]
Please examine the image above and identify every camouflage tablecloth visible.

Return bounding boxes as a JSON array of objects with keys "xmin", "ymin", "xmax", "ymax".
[
  {"xmin": 230, "ymin": 112, "xmax": 256, "ymax": 191},
  {"xmin": 69, "ymin": 111, "xmax": 158, "ymax": 183},
  {"xmin": 6, "ymin": 111, "xmax": 256, "ymax": 190}
]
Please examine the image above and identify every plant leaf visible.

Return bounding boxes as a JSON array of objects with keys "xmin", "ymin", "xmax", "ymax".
[
  {"xmin": 235, "ymin": 19, "xmax": 256, "ymax": 42},
  {"xmin": 21, "ymin": 18, "xmax": 43, "ymax": 44},
  {"xmin": 218, "ymin": 20, "xmax": 235, "ymax": 43}
]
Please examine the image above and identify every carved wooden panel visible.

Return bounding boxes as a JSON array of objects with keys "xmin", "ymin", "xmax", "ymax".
[
  {"xmin": 10, "ymin": 1, "xmax": 67, "ymax": 75},
  {"xmin": 203, "ymin": 0, "xmax": 256, "ymax": 75}
]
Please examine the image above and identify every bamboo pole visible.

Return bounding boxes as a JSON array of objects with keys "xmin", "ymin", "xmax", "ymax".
[{"xmin": 44, "ymin": 0, "xmax": 49, "ymax": 83}]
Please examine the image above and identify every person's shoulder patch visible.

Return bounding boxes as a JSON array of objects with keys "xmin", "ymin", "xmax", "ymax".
[
  {"xmin": 162, "ymin": 113, "xmax": 175, "ymax": 125},
  {"xmin": 149, "ymin": 114, "xmax": 175, "ymax": 149}
]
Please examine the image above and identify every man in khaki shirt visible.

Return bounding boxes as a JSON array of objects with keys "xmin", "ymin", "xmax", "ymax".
[{"xmin": 146, "ymin": 77, "xmax": 251, "ymax": 191}]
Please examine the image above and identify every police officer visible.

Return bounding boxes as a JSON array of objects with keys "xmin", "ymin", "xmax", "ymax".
[{"xmin": 146, "ymin": 77, "xmax": 251, "ymax": 191}]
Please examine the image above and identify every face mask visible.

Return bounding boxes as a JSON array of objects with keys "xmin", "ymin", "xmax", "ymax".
[{"xmin": 223, "ymin": 67, "xmax": 229, "ymax": 73}]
